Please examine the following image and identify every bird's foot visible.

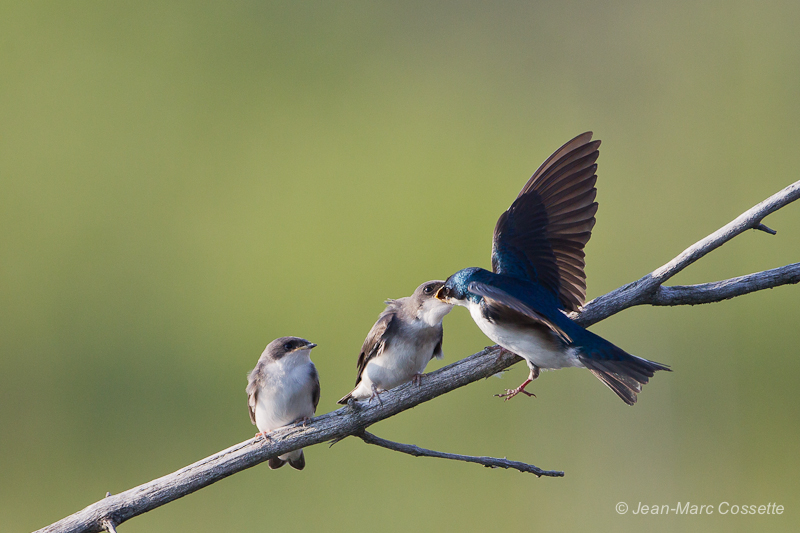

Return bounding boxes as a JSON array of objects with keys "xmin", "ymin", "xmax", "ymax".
[
  {"xmin": 495, "ymin": 374, "xmax": 536, "ymax": 401},
  {"xmin": 411, "ymin": 373, "xmax": 424, "ymax": 387},
  {"xmin": 296, "ymin": 416, "xmax": 311, "ymax": 427},
  {"xmin": 369, "ymin": 385, "xmax": 384, "ymax": 406},
  {"xmin": 255, "ymin": 431, "xmax": 272, "ymax": 441},
  {"xmin": 495, "ymin": 386, "xmax": 536, "ymax": 401},
  {"xmin": 489, "ymin": 346, "xmax": 515, "ymax": 363}
]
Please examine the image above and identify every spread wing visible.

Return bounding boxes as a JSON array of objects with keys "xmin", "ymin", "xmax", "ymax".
[
  {"xmin": 469, "ymin": 281, "xmax": 572, "ymax": 344},
  {"xmin": 246, "ymin": 367, "xmax": 260, "ymax": 425},
  {"xmin": 491, "ymin": 132, "xmax": 600, "ymax": 312},
  {"xmin": 353, "ymin": 308, "xmax": 397, "ymax": 386}
]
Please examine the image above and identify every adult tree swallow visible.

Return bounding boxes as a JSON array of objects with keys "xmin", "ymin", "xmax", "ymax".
[
  {"xmin": 246, "ymin": 336, "xmax": 320, "ymax": 470},
  {"xmin": 436, "ymin": 132, "xmax": 670, "ymax": 404},
  {"xmin": 338, "ymin": 280, "xmax": 453, "ymax": 405}
]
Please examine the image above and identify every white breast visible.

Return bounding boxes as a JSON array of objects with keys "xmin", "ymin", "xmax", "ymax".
[
  {"xmin": 364, "ymin": 340, "xmax": 430, "ymax": 390},
  {"xmin": 466, "ymin": 300, "xmax": 581, "ymax": 370},
  {"xmin": 254, "ymin": 353, "xmax": 316, "ymax": 434},
  {"xmin": 349, "ymin": 319, "xmax": 439, "ymax": 398}
]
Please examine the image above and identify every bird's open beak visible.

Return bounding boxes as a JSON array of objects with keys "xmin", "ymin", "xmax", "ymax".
[{"xmin": 435, "ymin": 286, "xmax": 448, "ymax": 302}]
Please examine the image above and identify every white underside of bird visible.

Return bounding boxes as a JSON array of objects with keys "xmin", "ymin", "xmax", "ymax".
[
  {"xmin": 253, "ymin": 350, "xmax": 316, "ymax": 462},
  {"xmin": 349, "ymin": 336, "xmax": 436, "ymax": 398},
  {"xmin": 465, "ymin": 299, "xmax": 581, "ymax": 370},
  {"xmin": 349, "ymin": 299, "xmax": 449, "ymax": 399}
]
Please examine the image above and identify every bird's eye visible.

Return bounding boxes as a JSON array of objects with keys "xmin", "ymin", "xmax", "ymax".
[
  {"xmin": 423, "ymin": 285, "xmax": 434, "ymax": 294},
  {"xmin": 283, "ymin": 342, "xmax": 293, "ymax": 351}
]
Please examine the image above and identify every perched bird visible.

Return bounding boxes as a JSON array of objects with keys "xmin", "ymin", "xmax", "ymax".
[
  {"xmin": 436, "ymin": 132, "xmax": 670, "ymax": 404},
  {"xmin": 338, "ymin": 280, "xmax": 453, "ymax": 405},
  {"xmin": 246, "ymin": 336, "xmax": 320, "ymax": 470}
]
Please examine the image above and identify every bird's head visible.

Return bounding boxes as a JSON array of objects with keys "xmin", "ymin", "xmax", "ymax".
[
  {"xmin": 435, "ymin": 267, "xmax": 483, "ymax": 307},
  {"xmin": 410, "ymin": 280, "xmax": 453, "ymax": 325},
  {"xmin": 264, "ymin": 336, "xmax": 317, "ymax": 361}
]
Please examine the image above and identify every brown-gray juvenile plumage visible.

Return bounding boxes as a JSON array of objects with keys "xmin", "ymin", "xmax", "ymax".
[
  {"xmin": 338, "ymin": 280, "xmax": 453, "ymax": 404},
  {"xmin": 246, "ymin": 336, "xmax": 320, "ymax": 470}
]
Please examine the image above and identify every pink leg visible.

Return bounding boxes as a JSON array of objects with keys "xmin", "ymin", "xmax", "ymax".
[
  {"xmin": 255, "ymin": 430, "xmax": 272, "ymax": 441},
  {"xmin": 369, "ymin": 384, "xmax": 384, "ymax": 406},
  {"xmin": 411, "ymin": 373, "xmax": 424, "ymax": 387},
  {"xmin": 495, "ymin": 366, "xmax": 540, "ymax": 401}
]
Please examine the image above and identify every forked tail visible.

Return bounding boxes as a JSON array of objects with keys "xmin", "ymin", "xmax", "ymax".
[{"xmin": 577, "ymin": 333, "xmax": 670, "ymax": 405}]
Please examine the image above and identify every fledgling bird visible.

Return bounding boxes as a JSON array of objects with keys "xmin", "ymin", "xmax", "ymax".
[
  {"xmin": 337, "ymin": 280, "xmax": 453, "ymax": 405},
  {"xmin": 436, "ymin": 132, "xmax": 670, "ymax": 404},
  {"xmin": 246, "ymin": 336, "xmax": 320, "ymax": 470}
]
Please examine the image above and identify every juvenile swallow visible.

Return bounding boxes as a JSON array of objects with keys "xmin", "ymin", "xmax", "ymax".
[
  {"xmin": 246, "ymin": 336, "xmax": 320, "ymax": 470},
  {"xmin": 338, "ymin": 280, "xmax": 453, "ymax": 405},
  {"xmin": 436, "ymin": 132, "xmax": 670, "ymax": 404}
]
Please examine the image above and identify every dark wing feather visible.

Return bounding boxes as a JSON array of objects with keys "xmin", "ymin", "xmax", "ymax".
[
  {"xmin": 432, "ymin": 336, "xmax": 443, "ymax": 360},
  {"xmin": 309, "ymin": 364, "xmax": 321, "ymax": 412},
  {"xmin": 492, "ymin": 132, "xmax": 600, "ymax": 311},
  {"xmin": 353, "ymin": 309, "xmax": 397, "ymax": 386},
  {"xmin": 469, "ymin": 282, "xmax": 572, "ymax": 344}
]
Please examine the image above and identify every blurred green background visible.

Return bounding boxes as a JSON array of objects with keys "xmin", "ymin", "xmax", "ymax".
[{"xmin": 2, "ymin": 2, "xmax": 799, "ymax": 532}]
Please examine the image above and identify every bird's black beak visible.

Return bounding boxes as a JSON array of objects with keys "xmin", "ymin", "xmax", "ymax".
[{"xmin": 305, "ymin": 342, "xmax": 318, "ymax": 350}]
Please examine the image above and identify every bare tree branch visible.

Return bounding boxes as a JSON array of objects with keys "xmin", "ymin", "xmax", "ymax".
[
  {"xmin": 356, "ymin": 431, "xmax": 564, "ymax": 477},
  {"xmin": 573, "ymin": 179, "xmax": 800, "ymax": 326},
  {"xmin": 34, "ymin": 346, "xmax": 526, "ymax": 533},
  {"xmin": 650, "ymin": 263, "xmax": 800, "ymax": 306},
  {"xmin": 35, "ymin": 179, "xmax": 800, "ymax": 533}
]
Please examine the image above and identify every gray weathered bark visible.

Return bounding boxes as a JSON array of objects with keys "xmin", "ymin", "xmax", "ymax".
[
  {"xmin": 34, "ymin": 179, "xmax": 800, "ymax": 533},
  {"xmin": 356, "ymin": 431, "xmax": 564, "ymax": 476},
  {"xmin": 571, "ymin": 179, "xmax": 800, "ymax": 327}
]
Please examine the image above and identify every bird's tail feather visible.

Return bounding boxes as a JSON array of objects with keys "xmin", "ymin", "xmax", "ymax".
[
  {"xmin": 337, "ymin": 390, "xmax": 354, "ymax": 405},
  {"xmin": 288, "ymin": 450, "xmax": 306, "ymax": 471},
  {"xmin": 268, "ymin": 456, "xmax": 287, "ymax": 470},
  {"xmin": 578, "ymin": 336, "xmax": 670, "ymax": 405},
  {"xmin": 269, "ymin": 450, "xmax": 306, "ymax": 470}
]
